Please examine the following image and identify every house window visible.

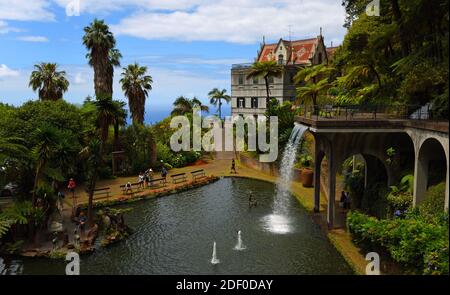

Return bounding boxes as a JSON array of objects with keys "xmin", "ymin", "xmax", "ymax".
[
  {"xmin": 237, "ymin": 97, "xmax": 246, "ymax": 108},
  {"xmin": 318, "ymin": 52, "xmax": 323, "ymax": 64},
  {"xmin": 252, "ymin": 76, "xmax": 258, "ymax": 84},
  {"xmin": 251, "ymin": 97, "xmax": 258, "ymax": 109},
  {"xmin": 278, "ymin": 54, "xmax": 284, "ymax": 65},
  {"xmin": 238, "ymin": 74, "xmax": 244, "ymax": 85},
  {"xmin": 268, "ymin": 76, "xmax": 274, "ymax": 84}
]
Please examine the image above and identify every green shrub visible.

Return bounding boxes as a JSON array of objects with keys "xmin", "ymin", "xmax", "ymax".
[
  {"xmin": 347, "ymin": 211, "xmax": 449, "ymax": 275},
  {"xmin": 420, "ymin": 182, "xmax": 446, "ymax": 219}
]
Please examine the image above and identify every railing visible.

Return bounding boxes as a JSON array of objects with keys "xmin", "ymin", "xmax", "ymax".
[
  {"xmin": 294, "ymin": 104, "xmax": 435, "ymax": 121},
  {"xmin": 231, "ymin": 63, "xmax": 253, "ymax": 69}
]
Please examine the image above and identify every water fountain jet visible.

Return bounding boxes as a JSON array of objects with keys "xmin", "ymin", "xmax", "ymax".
[
  {"xmin": 211, "ymin": 241, "xmax": 220, "ymax": 264},
  {"xmin": 233, "ymin": 230, "xmax": 246, "ymax": 250}
]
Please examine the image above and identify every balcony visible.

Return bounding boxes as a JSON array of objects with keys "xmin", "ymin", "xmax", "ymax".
[{"xmin": 231, "ymin": 63, "xmax": 253, "ymax": 69}]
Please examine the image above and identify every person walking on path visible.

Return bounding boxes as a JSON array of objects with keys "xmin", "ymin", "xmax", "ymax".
[{"xmin": 230, "ymin": 159, "xmax": 237, "ymax": 174}]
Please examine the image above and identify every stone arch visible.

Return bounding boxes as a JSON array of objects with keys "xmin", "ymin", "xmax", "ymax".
[{"xmin": 413, "ymin": 137, "xmax": 449, "ymax": 210}]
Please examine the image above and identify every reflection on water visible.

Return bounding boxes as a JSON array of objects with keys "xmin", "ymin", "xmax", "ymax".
[{"xmin": 0, "ymin": 178, "xmax": 352, "ymax": 275}]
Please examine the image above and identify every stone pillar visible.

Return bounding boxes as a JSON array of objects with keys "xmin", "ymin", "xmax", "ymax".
[
  {"xmin": 327, "ymin": 148, "xmax": 336, "ymax": 229},
  {"xmin": 313, "ymin": 150, "xmax": 322, "ymax": 213},
  {"xmin": 413, "ymin": 151, "xmax": 428, "ymax": 207},
  {"xmin": 445, "ymin": 162, "xmax": 449, "ymax": 211}
]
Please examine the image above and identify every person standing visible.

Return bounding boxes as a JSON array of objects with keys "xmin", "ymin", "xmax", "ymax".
[
  {"xmin": 138, "ymin": 172, "xmax": 145, "ymax": 190},
  {"xmin": 161, "ymin": 167, "xmax": 168, "ymax": 181},
  {"xmin": 68, "ymin": 178, "xmax": 77, "ymax": 217},
  {"xmin": 230, "ymin": 159, "xmax": 237, "ymax": 174}
]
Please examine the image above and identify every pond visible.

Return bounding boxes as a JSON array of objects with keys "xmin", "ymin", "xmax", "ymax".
[{"xmin": 0, "ymin": 178, "xmax": 352, "ymax": 275}]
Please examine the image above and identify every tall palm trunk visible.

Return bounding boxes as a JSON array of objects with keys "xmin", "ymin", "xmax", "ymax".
[
  {"xmin": 93, "ymin": 48, "xmax": 111, "ymax": 98},
  {"xmin": 32, "ymin": 162, "xmax": 45, "ymax": 205},
  {"xmin": 218, "ymin": 100, "xmax": 222, "ymax": 119}
]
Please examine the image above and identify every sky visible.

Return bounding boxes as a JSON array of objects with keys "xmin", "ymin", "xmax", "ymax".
[{"xmin": 0, "ymin": 0, "xmax": 347, "ymax": 123}]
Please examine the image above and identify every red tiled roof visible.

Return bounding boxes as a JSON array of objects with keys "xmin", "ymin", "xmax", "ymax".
[
  {"xmin": 257, "ymin": 37, "xmax": 319, "ymax": 65},
  {"xmin": 326, "ymin": 46, "xmax": 338, "ymax": 61}
]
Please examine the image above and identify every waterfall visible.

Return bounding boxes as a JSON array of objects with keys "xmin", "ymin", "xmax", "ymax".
[
  {"xmin": 261, "ymin": 123, "xmax": 308, "ymax": 234},
  {"xmin": 274, "ymin": 123, "xmax": 308, "ymax": 214},
  {"xmin": 233, "ymin": 230, "xmax": 246, "ymax": 251},
  {"xmin": 211, "ymin": 241, "xmax": 220, "ymax": 264}
]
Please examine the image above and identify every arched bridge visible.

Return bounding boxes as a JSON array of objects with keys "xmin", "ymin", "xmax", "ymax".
[{"xmin": 295, "ymin": 105, "xmax": 449, "ymax": 228}]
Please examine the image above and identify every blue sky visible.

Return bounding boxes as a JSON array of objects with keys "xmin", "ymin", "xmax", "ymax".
[{"xmin": 0, "ymin": 0, "xmax": 347, "ymax": 123}]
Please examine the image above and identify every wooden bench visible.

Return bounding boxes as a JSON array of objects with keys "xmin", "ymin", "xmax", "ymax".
[
  {"xmin": 148, "ymin": 177, "xmax": 167, "ymax": 188},
  {"xmin": 191, "ymin": 169, "xmax": 206, "ymax": 182},
  {"xmin": 119, "ymin": 182, "xmax": 143, "ymax": 195},
  {"xmin": 93, "ymin": 187, "xmax": 111, "ymax": 200},
  {"xmin": 171, "ymin": 173, "xmax": 187, "ymax": 184}
]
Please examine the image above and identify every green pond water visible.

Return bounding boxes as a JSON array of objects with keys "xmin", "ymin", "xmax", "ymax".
[{"xmin": 0, "ymin": 178, "xmax": 352, "ymax": 275}]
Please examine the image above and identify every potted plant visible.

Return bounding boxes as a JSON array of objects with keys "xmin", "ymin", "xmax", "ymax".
[{"xmin": 299, "ymin": 154, "xmax": 314, "ymax": 187}]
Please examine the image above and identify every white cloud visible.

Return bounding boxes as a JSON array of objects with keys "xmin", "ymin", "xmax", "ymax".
[
  {"xmin": 17, "ymin": 35, "xmax": 49, "ymax": 42},
  {"xmin": 0, "ymin": 64, "xmax": 20, "ymax": 78},
  {"xmin": 109, "ymin": 0, "xmax": 346, "ymax": 44},
  {"xmin": 72, "ymin": 71, "xmax": 88, "ymax": 85},
  {"xmin": 0, "ymin": 20, "xmax": 18, "ymax": 34},
  {"xmin": 0, "ymin": 0, "xmax": 54, "ymax": 21},
  {"xmin": 52, "ymin": 0, "xmax": 208, "ymax": 14}
]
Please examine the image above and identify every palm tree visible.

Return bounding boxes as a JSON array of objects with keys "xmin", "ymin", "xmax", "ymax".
[
  {"xmin": 208, "ymin": 88, "xmax": 231, "ymax": 119},
  {"xmin": 29, "ymin": 63, "xmax": 69, "ymax": 101},
  {"xmin": 246, "ymin": 61, "xmax": 283, "ymax": 113},
  {"xmin": 294, "ymin": 64, "xmax": 334, "ymax": 114},
  {"xmin": 171, "ymin": 96, "xmax": 209, "ymax": 116},
  {"xmin": 31, "ymin": 125, "xmax": 61, "ymax": 204},
  {"xmin": 81, "ymin": 95, "xmax": 120, "ymax": 228},
  {"xmin": 296, "ymin": 79, "xmax": 332, "ymax": 108},
  {"xmin": 119, "ymin": 63, "xmax": 153, "ymax": 124},
  {"xmin": 112, "ymin": 100, "xmax": 127, "ymax": 150},
  {"xmin": 79, "ymin": 138, "xmax": 102, "ymax": 228},
  {"xmin": 92, "ymin": 96, "xmax": 117, "ymax": 143},
  {"xmin": 83, "ymin": 19, "xmax": 120, "ymax": 98}
]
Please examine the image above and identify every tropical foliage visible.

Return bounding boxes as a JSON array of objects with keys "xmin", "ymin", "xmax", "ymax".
[
  {"xmin": 347, "ymin": 210, "xmax": 448, "ymax": 275},
  {"xmin": 296, "ymin": 0, "xmax": 449, "ymax": 118},
  {"xmin": 171, "ymin": 96, "xmax": 209, "ymax": 116}
]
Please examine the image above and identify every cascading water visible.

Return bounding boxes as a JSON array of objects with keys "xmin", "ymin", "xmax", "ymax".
[
  {"xmin": 211, "ymin": 241, "xmax": 220, "ymax": 264},
  {"xmin": 274, "ymin": 123, "xmax": 308, "ymax": 214},
  {"xmin": 233, "ymin": 230, "xmax": 246, "ymax": 251},
  {"xmin": 262, "ymin": 123, "xmax": 308, "ymax": 234}
]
